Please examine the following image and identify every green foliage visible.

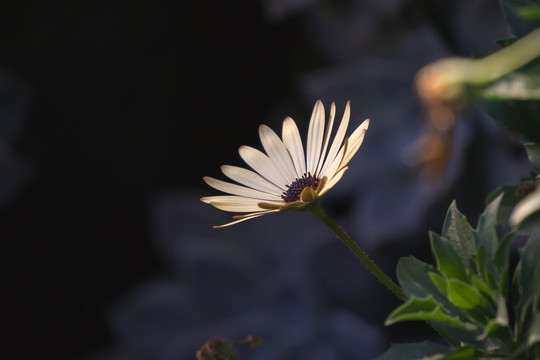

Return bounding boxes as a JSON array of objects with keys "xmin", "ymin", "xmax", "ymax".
[
  {"xmin": 374, "ymin": 342, "xmax": 452, "ymax": 360},
  {"xmin": 478, "ymin": 1, "xmax": 540, "ymax": 143},
  {"xmin": 525, "ymin": 143, "xmax": 540, "ymax": 172},
  {"xmin": 488, "ymin": 143, "xmax": 540, "ymax": 230},
  {"xmin": 376, "ymin": 2, "xmax": 540, "ymax": 359},
  {"xmin": 499, "ymin": 0, "xmax": 540, "ymax": 37},
  {"xmin": 479, "ymin": 98, "xmax": 540, "ymax": 143},
  {"xmin": 379, "ymin": 197, "xmax": 540, "ymax": 359}
]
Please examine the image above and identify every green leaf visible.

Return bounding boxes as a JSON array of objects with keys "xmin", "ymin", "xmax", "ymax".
[
  {"xmin": 470, "ymin": 276, "xmax": 496, "ymax": 307},
  {"xmin": 377, "ymin": 346, "xmax": 487, "ymax": 360},
  {"xmin": 429, "ymin": 322, "xmax": 482, "ymax": 348},
  {"xmin": 510, "ymin": 313, "xmax": 540, "ymax": 358},
  {"xmin": 479, "ymin": 98, "xmax": 540, "ymax": 142},
  {"xmin": 447, "ymin": 277, "xmax": 496, "ymax": 326},
  {"xmin": 385, "ymin": 296, "xmax": 465, "ymax": 328},
  {"xmin": 514, "ymin": 231, "xmax": 540, "ymax": 338},
  {"xmin": 374, "ymin": 342, "xmax": 451, "ymax": 360},
  {"xmin": 525, "ymin": 142, "xmax": 540, "ymax": 171},
  {"xmin": 499, "ymin": 0, "xmax": 540, "ymax": 37},
  {"xmin": 527, "ymin": 313, "xmax": 540, "ymax": 347},
  {"xmin": 430, "ymin": 232, "xmax": 471, "ymax": 283},
  {"xmin": 481, "ymin": 72, "xmax": 540, "ymax": 100},
  {"xmin": 494, "ymin": 231, "xmax": 515, "ymax": 294},
  {"xmin": 396, "ymin": 256, "xmax": 467, "ymax": 321},
  {"xmin": 475, "ymin": 194, "xmax": 503, "ymax": 260},
  {"xmin": 447, "ymin": 279, "xmax": 486, "ymax": 310},
  {"xmin": 441, "ymin": 201, "xmax": 476, "ymax": 266},
  {"xmin": 476, "ymin": 244, "xmax": 491, "ymax": 288},
  {"xmin": 519, "ymin": 5, "xmax": 540, "ymax": 20},
  {"xmin": 429, "ymin": 272, "xmax": 448, "ymax": 296},
  {"xmin": 486, "ymin": 184, "xmax": 531, "ymax": 228},
  {"xmin": 442, "ymin": 347, "xmax": 490, "ymax": 359},
  {"xmin": 477, "ymin": 295, "xmax": 510, "ymax": 341},
  {"xmin": 397, "ymin": 257, "xmax": 446, "ymax": 300}
]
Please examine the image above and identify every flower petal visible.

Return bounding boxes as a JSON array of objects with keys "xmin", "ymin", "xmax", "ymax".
[
  {"xmin": 203, "ymin": 176, "xmax": 282, "ymax": 201},
  {"xmin": 221, "ymin": 165, "xmax": 283, "ymax": 195},
  {"xmin": 282, "ymin": 117, "xmax": 306, "ymax": 177},
  {"xmin": 201, "ymin": 195, "xmax": 281, "ymax": 212},
  {"xmin": 259, "ymin": 125, "xmax": 297, "ymax": 182},
  {"xmin": 319, "ymin": 101, "xmax": 350, "ymax": 178},
  {"xmin": 320, "ymin": 138, "xmax": 348, "ymax": 182},
  {"xmin": 213, "ymin": 210, "xmax": 279, "ymax": 228},
  {"xmin": 306, "ymin": 100, "xmax": 325, "ymax": 174},
  {"xmin": 337, "ymin": 121, "xmax": 369, "ymax": 171},
  {"xmin": 318, "ymin": 166, "xmax": 348, "ymax": 196},
  {"xmin": 315, "ymin": 101, "xmax": 336, "ymax": 176},
  {"xmin": 239, "ymin": 145, "xmax": 288, "ymax": 189}
]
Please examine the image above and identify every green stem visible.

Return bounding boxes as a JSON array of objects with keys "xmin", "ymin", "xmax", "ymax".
[
  {"xmin": 309, "ymin": 204, "xmax": 464, "ymax": 346},
  {"xmin": 310, "ymin": 203, "xmax": 406, "ymax": 300},
  {"xmin": 417, "ymin": 27, "xmax": 540, "ymax": 105},
  {"xmin": 454, "ymin": 26, "xmax": 540, "ymax": 85}
]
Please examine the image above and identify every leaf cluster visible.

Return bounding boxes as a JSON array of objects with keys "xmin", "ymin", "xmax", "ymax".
[
  {"xmin": 376, "ymin": 2, "xmax": 540, "ymax": 359},
  {"xmin": 377, "ymin": 197, "xmax": 540, "ymax": 359}
]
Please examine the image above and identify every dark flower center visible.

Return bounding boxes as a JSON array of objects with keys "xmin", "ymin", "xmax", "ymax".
[{"xmin": 281, "ymin": 172, "xmax": 320, "ymax": 203}]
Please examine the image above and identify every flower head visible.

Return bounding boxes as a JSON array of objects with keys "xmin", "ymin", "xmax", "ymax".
[{"xmin": 201, "ymin": 100, "xmax": 370, "ymax": 228}]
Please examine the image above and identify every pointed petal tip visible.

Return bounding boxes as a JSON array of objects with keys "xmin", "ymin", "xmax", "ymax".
[
  {"xmin": 283, "ymin": 116, "xmax": 295, "ymax": 124},
  {"xmin": 220, "ymin": 164, "xmax": 234, "ymax": 172}
]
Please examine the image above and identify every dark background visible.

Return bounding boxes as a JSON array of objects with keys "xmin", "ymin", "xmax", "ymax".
[
  {"xmin": 0, "ymin": 1, "xmax": 524, "ymax": 359},
  {"xmin": 2, "ymin": 2, "xmax": 293, "ymax": 359}
]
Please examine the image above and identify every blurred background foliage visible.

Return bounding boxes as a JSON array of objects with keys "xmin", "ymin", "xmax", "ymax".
[{"xmin": 0, "ymin": 0, "xmax": 536, "ymax": 359}]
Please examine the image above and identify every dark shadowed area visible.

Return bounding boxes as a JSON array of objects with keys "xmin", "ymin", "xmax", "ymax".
[{"xmin": 0, "ymin": 1, "xmax": 531, "ymax": 359}]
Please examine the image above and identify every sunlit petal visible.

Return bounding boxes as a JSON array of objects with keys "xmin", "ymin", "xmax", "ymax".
[
  {"xmin": 315, "ymin": 101, "xmax": 336, "ymax": 176},
  {"xmin": 213, "ymin": 210, "xmax": 279, "ymax": 228},
  {"xmin": 239, "ymin": 145, "xmax": 288, "ymax": 189},
  {"xmin": 318, "ymin": 167, "xmax": 348, "ymax": 197},
  {"xmin": 320, "ymin": 138, "xmax": 348, "ymax": 182},
  {"xmin": 203, "ymin": 176, "xmax": 282, "ymax": 201},
  {"xmin": 201, "ymin": 195, "xmax": 281, "ymax": 212},
  {"xmin": 282, "ymin": 117, "xmax": 306, "ymax": 177},
  {"xmin": 319, "ymin": 101, "xmax": 350, "ymax": 178},
  {"xmin": 337, "ymin": 124, "xmax": 368, "ymax": 172},
  {"xmin": 259, "ymin": 125, "xmax": 297, "ymax": 181},
  {"xmin": 221, "ymin": 165, "xmax": 283, "ymax": 195},
  {"xmin": 306, "ymin": 100, "xmax": 325, "ymax": 174}
]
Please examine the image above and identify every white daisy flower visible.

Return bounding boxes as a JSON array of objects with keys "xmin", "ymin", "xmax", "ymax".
[{"xmin": 201, "ymin": 100, "xmax": 370, "ymax": 228}]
